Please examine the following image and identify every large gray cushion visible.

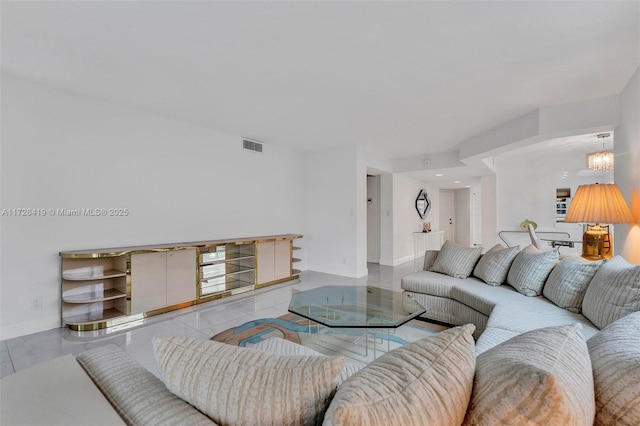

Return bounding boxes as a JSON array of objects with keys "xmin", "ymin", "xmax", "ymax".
[
  {"xmin": 464, "ymin": 324, "xmax": 595, "ymax": 425},
  {"xmin": 154, "ymin": 336, "xmax": 344, "ymax": 426},
  {"xmin": 507, "ymin": 245, "xmax": 559, "ymax": 296},
  {"xmin": 582, "ymin": 255, "xmax": 640, "ymax": 329},
  {"xmin": 430, "ymin": 240, "xmax": 482, "ymax": 279},
  {"xmin": 248, "ymin": 337, "xmax": 364, "ymax": 385},
  {"xmin": 473, "ymin": 244, "xmax": 520, "ymax": 286},
  {"xmin": 324, "ymin": 324, "xmax": 476, "ymax": 426},
  {"xmin": 587, "ymin": 312, "xmax": 640, "ymax": 426},
  {"xmin": 543, "ymin": 257, "xmax": 602, "ymax": 313}
]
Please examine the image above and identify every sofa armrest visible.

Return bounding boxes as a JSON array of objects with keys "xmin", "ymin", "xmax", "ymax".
[
  {"xmin": 76, "ymin": 344, "xmax": 215, "ymax": 426},
  {"xmin": 423, "ymin": 250, "xmax": 440, "ymax": 271}
]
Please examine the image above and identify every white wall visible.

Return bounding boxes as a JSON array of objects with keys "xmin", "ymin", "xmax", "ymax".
[
  {"xmin": 0, "ymin": 74, "xmax": 306, "ymax": 339},
  {"xmin": 496, "ymin": 152, "xmax": 606, "ymax": 239},
  {"xmin": 615, "ymin": 66, "xmax": 640, "ymax": 263},
  {"xmin": 304, "ymin": 146, "xmax": 361, "ymax": 277},
  {"xmin": 497, "ymin": 156, "xmax": 555, "ymax": 234},
  {"xmin": 379, "ymin": 174, "xmax": 394, "ymax": 266},
  {"xmin": 358, "ymin": 147, "xmax": 394, "ymax": 273},
  {"xmin": 471, "ymin": 182, "xmax": 482, "ymax": 246},
  {"xmin": 390, "ymin": 175, "xmax": 439, "ymax": 265},
  {"xmin": 481, "ymin": 174, "xmax": 498, "ymax": 249}
]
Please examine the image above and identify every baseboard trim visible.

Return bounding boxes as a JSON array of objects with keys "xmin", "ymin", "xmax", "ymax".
[{"xmin": 1, "ymin": 316, "xmax": 61, "ymax": 341}]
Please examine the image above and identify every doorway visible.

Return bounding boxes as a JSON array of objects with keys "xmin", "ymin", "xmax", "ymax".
[
  {"xmin": 440, "ymin": 189, "xmax": 455, "ymax": 243},
  {"xmin": 367, "ymin": 175, "xmax": 381, "ymax": 263}
]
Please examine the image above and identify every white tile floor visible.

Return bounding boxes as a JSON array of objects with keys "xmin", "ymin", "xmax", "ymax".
[{"xmin": 0, "ymin": 261, "xmax": 416, "ymax": 379}]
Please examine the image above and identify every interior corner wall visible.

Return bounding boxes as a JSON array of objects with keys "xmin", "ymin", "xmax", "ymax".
[
  {"xmin": 471, "ymin": 182, "xmax": 482, "ymax": 246},
  {"xmin": 615, "ymin": 66, "xmax": 640, "ymax": 263},
  {"xmin": 0, "ymin": 74, "xmax": 305, "ymax": 339},
  {"xmin": 481, "ymin": 174, "xmax": 498, "ymax": 249},
  {"xmin": 304, "ymin": 146, "xmax": 362, "ymax": 277},
  {"xmin": 379, "ymin": 174, "xmax": 394, "ymax": 266}
]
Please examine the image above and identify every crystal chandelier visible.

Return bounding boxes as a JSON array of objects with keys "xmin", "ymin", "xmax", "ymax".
[{"xmin": 586, "ymin": 133, "xmax": 614, "ymax": 173}]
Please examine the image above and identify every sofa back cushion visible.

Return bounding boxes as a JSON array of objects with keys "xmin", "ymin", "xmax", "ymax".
[
  {"xmin": 154, "ymin": 336, "xmax": 344, "ymax": 426},
  {"xmin": 473, "ymin": 244, "xmax": 520, "ymax": 286},
  {"xmin": 543, "ymin": 257, "xmax": 602, "ymax": 313},
  {"xmin": 582, "ymin": 255, "xmax": 640, "ymax": 329},
  {"xmin": 430, "ymin": 240, "xmax": 482, "ymax": 279},
  {"xmin": 323, "ymin": 324, "xmax": 476, "ymax": 426},
  {"xmin": 587, "ymin": 312, "xmax": 640, "ymax": 426},
  {"xmin": 463, "ymin": 324, "xmax": 595, "ymax": 426},
  {"xmin": 506, "ymin": 245, "xmax": 558, "ymax": 296}
]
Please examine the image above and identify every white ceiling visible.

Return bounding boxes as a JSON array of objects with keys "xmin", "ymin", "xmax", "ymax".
[{"xmin": 2, "ymin": 1, "xmax": 639, "ymax": 168}]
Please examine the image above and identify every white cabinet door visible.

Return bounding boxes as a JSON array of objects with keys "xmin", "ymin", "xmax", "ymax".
[
  {"xmin": 256, "ymin": 242, "xmax": 275, "ymax": 285},
  {"xmin": 257, "ymin": 240, "xmax": 292, "ymax": 284},
  {"xmin": 273, "ymin": 240, "xmax": 291, "ymax": 280},
  {"xmin": 131, "ymin": 252, "xmax": 167, "ymax": 313},
  {"xmin": 166, "ymin": 249, "xmax": 196, "ymax": 305}
]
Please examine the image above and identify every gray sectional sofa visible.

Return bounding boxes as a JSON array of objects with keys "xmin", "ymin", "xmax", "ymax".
[
  {"xmin": 2, "ymin": 242, "xmax": 639, "ymax": 425},
  {"xmin": 400, "ymin": 242, "xmax": 638, "ymax": 353}
]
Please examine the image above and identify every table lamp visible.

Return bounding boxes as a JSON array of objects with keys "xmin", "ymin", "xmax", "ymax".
[{"xmin": 564, "ymin": 183, "xmax": 634, "ymax": 259}]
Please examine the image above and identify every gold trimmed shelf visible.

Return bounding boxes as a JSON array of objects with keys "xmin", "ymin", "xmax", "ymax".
[
  {"xmin": 62, "ymin": 269, "xmax": 126, "ymax": 281},
  {"xmin": 201, "ymin": 278, "xmax": 255, "ymax": 296},
  {"xmin": 59, "ymin": 235, "xmax": 301, "ymax": 259},
  {"xmin": 201, "ymin": 266, "xmax": 255, "ymax": 281},
  {"xmin": 62, "ymin": 289, "xmax": 127, "ymax": 304},
  {"xmin": 63, "ymin": 308, "xmax": 127, "ymax": 327},
  {"xmin": 200, "ymin": 253, "xmax": 255, "ymax": 266}
]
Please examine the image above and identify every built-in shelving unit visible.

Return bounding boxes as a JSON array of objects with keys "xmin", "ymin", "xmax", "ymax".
[
  {"xmin": 60, "ymin": 234, "xmax": 302, "ymax": 331},
  {"xmin": 199, "ymin": 242, "xmax": 256, "ymax": 300},
  {"xmin": 61, "ymin": 256, "xmax": 129, "ymax": 330},
  {"xmin": 292, "ymin": 244, "xmax": 302, "ymax": 275}
]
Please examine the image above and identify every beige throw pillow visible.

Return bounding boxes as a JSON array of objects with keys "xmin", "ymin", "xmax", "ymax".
[
  {"xmin": 581, "ymin": 255, "xmax": 640, "ymax": 329},
  {"xmin": 587, "ymin": 311, "xmax": 640, "ymax": 426},
  {"xmin": 473, "ymin": 244, "xmax": 520, "ymax": 286},
  {"xmin": 323, "ymin": 324, "xmax": 476, "ymax": 426},
  {"xmin": 506, "ymin": 245, "xmax": 558, "ymax": 296},
  {"xmin": 543, "ymin": 257, "xmax": 602, "ymax": 313},
  {"xmin": 463, "ymin": 324, "xmax": 595, "ymax": 426},
  {"xmin": 153, "ymin": 336, "xmax": 345, "ymax": 426},
  {"xmin": 430, "ymin": 240, "xmax": 482, "ymax": 279}
]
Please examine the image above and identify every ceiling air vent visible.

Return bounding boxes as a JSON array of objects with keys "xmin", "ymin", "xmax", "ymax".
[{"xmin": 243, "ymin": 139, "xmax": 263, "ymax": 153}]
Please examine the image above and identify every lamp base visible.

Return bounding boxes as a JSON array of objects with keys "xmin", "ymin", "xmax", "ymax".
[{"xmin": 581, "ymin": 224, "xmax": 613, "ymax": 260}]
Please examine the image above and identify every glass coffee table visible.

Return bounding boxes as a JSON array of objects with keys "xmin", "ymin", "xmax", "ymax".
[{"xmin": 288, "ymin": 285, "xmax": 425, "ymax": 358}]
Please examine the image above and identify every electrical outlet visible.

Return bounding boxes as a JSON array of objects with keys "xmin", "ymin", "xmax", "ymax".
[{"xmin": 31, "ymin": 296, "xmax": 43, "ymax": 311}]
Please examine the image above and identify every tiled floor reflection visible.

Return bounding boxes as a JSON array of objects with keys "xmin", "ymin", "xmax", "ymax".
[{"xmin": 0, "ymin": 261, "xmax": 416, "ymax": 378}]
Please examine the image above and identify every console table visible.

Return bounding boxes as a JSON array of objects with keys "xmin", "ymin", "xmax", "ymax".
[{"xmin": 60, "ymin": 234, "xmax": 302, "ymax": 331}]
